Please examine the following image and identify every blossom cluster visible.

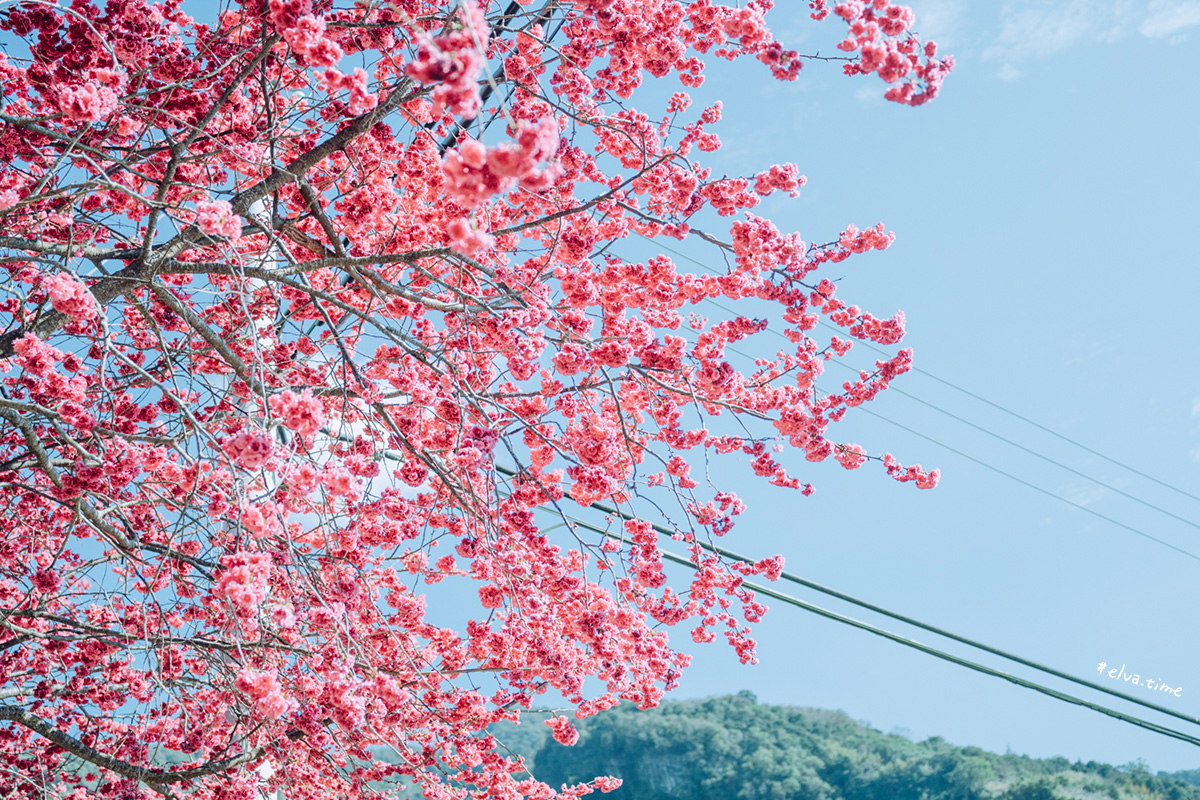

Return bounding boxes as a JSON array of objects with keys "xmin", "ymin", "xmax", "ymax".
[
  {"xmin": 270, "ymin": 0, "xmax": 344, "ymax": 66},
  {"xmin": 215, "ymin": 552, "xmax": 273, "ymax": 615},
  {"xmin": 443, "ymin": 118, "xmax": 562, "ymax": 209},
  {"xmin": 833, "ymin": 0, "xmax": 954, "ymax": 104},
  {"xmin": 405, "ymin": 1, "xmax": 489, "ymax": 118},
  {"xmin": 221, "ymin": 429, "xmax": 275, "ymax": 470},
  {"xmin": 269, "ymin": 389, "xmax": 326, "ymax": 437},
  {"xmin": 195, "ymin": 199, "xmax": 242, "ymax": 240},
  {"xmin": 235, "ymin": 667, "xmax": 294, "ymax": 720},
  {"xmin": 443, "ymin": 117, "xmax": 562, "ymax": 252},
  {"xmin": 42, "ymin": 273, "xmax": 96, "ymax": 322},
  {"xmin": 57, "ymin": 70, "xmax": 124, "ymax": 123}
]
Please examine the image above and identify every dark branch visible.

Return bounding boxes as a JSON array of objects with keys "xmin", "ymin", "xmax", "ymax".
[{"xmin": 0, "ymin": 703, "xmax": 264, "ymax": 791}]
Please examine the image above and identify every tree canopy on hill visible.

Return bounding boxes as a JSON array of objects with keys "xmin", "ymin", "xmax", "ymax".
[{"xmin": 490, "ymin": 694, "xmax": 1199, "ymax": 800}]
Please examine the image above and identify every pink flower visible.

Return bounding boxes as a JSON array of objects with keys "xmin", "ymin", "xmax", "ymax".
[
  {"xmin": 478, "ymin": 585, "xmax": 504, "ymax": 608},
  {"xmin": 285, "ymin": 15, "xmax": 344, "ymax": 67},
  {"xmin": 58, "ymin": 81, "xmax": 117, "ymax": 123},
  {"xmin": 240, "ymin": 501, "xmax": 281, "ymax": 538},
  {"xmin": 32, "ymin": 568, "xmax": 61, "ymax": 594},
  {"xmin": 442, "ymin": 118, "xmax": 560, "ymax": 209},
  {"xmin": 754, "ymin": 163, "xmax": 806, "ymax": 197},
  {"xmin": 270, "ymin": 603, "xmax": 296, "ymax": 629},
  {"xmin": 465, "ymin": 425, "xmax": 499, "ymax": 454},
  {"xmin": 235, "ymin": 667, "xmax": 293, "ymax": 720},
  {"xmin": 488, "ymin": 118, "xmax": 559, "ymax": 178},
  {"xmin": 392, "ymin": 460, "xmax": 425, "ymax": 487},
  {"xmin": 320, "ymin": 67, "xmax": 378, "ymax": 115},
  {"xmin": 916, "ymin": 468, "xmax": 940, "ymax": 489},
  {"xmin": 446, "ymin": 217, "xmax": 495, "ymax": 255},
  {"xmin": 215, "ymin": 551, "xmax": 272, "ymax": 613},
  {"xmin": 754, "ymin": 555, "xmax": 785, "ymax": 581},
  {"xmin": 115, "ymin": 116, "xmax": 140, "ymax": 136},
  {"xmin": 322, "ymin": 467, "xmax": 358, "ymax": 499},
  {"xmin": 269, "ymin": 389, "xmax": 326, "ymax": 436},
  {"xmin": 833, "ymin": 443, "xmax": 867, "ymax": 470},
  {"xmin": 12, "ymin": 334, "xmax": 66, "ymax": 376},
  {"xmin": 195, "ymin": 199, "xmax": 242, "ymax": 239},
  {"xmin": 92, "ymin": 67, "xmax": 127, "ymax": 92},
  {"xmin": 404, "ymin": 1, "xmax": 488, "ymax": 117},
  {"xmin": 221, "ymin": 429, "xmax": 274, "ymax": 470},
  {"xmin": 42, "ymin": 273, "xmax": 97, "ymax": 322},
  {"xmin": 546, "ymin": 715, "xmax": 579, "ymax": 746},
  {"xmin": 267, "ymin": 0, "xmax": 313, "ymax": 31}
]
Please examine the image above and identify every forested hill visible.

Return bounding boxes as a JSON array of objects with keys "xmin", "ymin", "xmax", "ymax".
[{"xmin": 491, "ymin": 693, "xmax": 1200, "ymax": 800}]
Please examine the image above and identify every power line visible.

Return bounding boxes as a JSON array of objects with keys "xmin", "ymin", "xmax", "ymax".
[
  {"xmin": 498, "ymin": 460, "xmax": 1200, "ymax": 729},
  {"xmin": 574, "ymin": 491, "xmax": 1200, "ymax": 729},
  {"xmin": 664, "ymin": 547, "xmax": 1200, "ymax": 749},
  {"xmin": 603, "ymin": 244, "xmax": 1200, "ymax": 558},
  {"xmin": 824, "ymin": 360, "xmax": 1200, "ymax": 533},
  {"xmin": 887, "ymin": 347, "xmax": 1200, "ymax": 507},
  {"xmin": 842, "ymin": 403, "xmax": 1200, "ymax": 562},
  {"xmin": 533, "ymin": 496, "xmax": 1200, "ymax": 747},
  {"xmin": 342, "ymin": 441, "xmax": 1200, "ymax": 745}
]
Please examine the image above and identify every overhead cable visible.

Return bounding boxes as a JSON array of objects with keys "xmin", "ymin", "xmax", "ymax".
[
  {"xmin": 496, "ymin": 462, "xmax": 1200, "ymax": 726},
  {"xmin": 538, "ymin": 498, "xmax": 1200, "ymax": 748},
  {"xmin": 575, "ymin": 492, "xmax": 1200, "ymax": 729}
]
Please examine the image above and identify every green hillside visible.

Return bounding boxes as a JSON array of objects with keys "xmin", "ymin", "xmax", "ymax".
[{"xmin": 486, "ymin": 693, "xmax": 1199, "ymax": 800}]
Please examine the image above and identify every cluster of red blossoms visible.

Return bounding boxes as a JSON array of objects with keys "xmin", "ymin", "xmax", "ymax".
[
  {"xmin": 832, "ymin": 0, "xmax": 954, "ymax": 104},
  {"xmin": 0, "ymin": 0, "xmax": 947, "ymax": 798}
]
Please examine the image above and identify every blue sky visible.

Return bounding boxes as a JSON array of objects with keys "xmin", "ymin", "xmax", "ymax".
[{"xmin": 637, "ymin": 0, "xmax": 1200, "ymax": 774}]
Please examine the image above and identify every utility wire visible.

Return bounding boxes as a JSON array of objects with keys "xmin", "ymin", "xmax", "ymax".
[
  {"xmin": 715, "ymin": 329, "xmax": 1200, "ymax": 559},
  {"xmin": 578, "ymin": 492, "xmax": 1200, "ymax": 729},
  {"xmin": 496, "ymin": 463, "xmax": 1200, "ymax": 728},
  {"xmin": 713, "ymin": 329, "xmax": 1200, "ymax": 560},
  {"xmin": 337, "ymin": 440, "xmax": 1200, "ymax": 744},
  {"xmin": 826, "ymin": 360, "xmax": 1200, "ymax": 532},
  {"xmin": 841, "ymin": 403, "xmax": 1200, "ymax": 562},
  {"xmin": 630, "ymin": 232, "xmax": 1200, "ymax": 507},
  {"xmin": 656, "ymin": 544, "xmax": 1200, "ymax": 749},
  {"xmin": 726, "ymin": 311, "xmax": 1200, "ymax": 538},
  {"xmin": 533, "ymin": 496, "xmax": 1200, "ymax": 747},
  {"xmin": 871, "ymin": 338, "xmax": 1200, "ymax": 507},
  {"xmin": 702, "ymin": 286, "xmax": 1200, "ymax": 533}
]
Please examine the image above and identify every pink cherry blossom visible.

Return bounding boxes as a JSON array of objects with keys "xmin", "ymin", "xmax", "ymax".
[
  {"xmin": 235, "ymin": 667, "xmax": 294, "ymax": 720},
  {"xmin": 195, "ymin": 199, "xmax": 242, "ymax": 239},
  {"xmin": 215, "ymin": 552, "xmax": 272, "ymax": 614},
  {"xmin": 42, "ymin": 273, "xmax": 97, "ymax": 322},
  {"xmin": 58, "ymin": 80, "xmax": 117, "ymax": 123},
  {"xmin": 221, "ymin": 429, "xmax": 275, "ymax": 470},
  {"xmin": 269, "ymin": 388, "xmax": 326, "ymax": 436}
]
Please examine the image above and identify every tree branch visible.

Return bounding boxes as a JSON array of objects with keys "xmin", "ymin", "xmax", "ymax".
[
  {"xmin": 0, "ymin": 703, "xmax": 264, "ymax": 791},
  {"xmin": 0, "ymin": 77, "xmax": 420, "ymax": 359}
]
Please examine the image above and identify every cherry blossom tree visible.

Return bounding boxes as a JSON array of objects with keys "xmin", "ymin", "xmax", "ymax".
[{"xmin": 0, "ymin": 0, "xmax": 950, "ymax": 797}]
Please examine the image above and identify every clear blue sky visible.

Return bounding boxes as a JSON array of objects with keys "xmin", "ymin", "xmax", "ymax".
[{"xmin": 643, "ymin": 0, "xmax": 1200, "ymax": 775}]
